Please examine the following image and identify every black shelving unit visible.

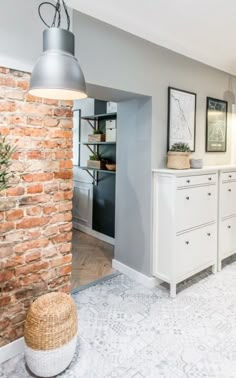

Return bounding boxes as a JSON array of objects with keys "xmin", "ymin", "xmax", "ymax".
[
  {"xmin": 77, "ymin": 100, "xmax": 117, "ymax": 238},
  {"xmin": 78, "ymin": 112, "xmax": 117, "ymax": 185}
]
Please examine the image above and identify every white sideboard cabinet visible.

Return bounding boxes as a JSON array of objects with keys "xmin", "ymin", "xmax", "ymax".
[
  {"xmin": 219, "ymin": 168, "xmax": 236, "ymax": 270},
  {"xmin": 153, "ymin": 169, "xmax": 218, "ymax": 298}
]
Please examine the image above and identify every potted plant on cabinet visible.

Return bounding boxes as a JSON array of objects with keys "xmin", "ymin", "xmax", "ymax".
[
  {"xmin": 88, "ymin": 129, "xmax": 105, "ymax": 143},
  {"xmin": 87, "ymin": 153, "xmax": 106, "ymax": 170},
  {"xmin": 167, "ymin": 142, "xmax": 191, "ymax": 169}
]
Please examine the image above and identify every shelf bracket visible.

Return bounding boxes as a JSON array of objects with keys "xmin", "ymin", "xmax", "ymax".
[
  {"xmin": 83, "ymin": 169, "xmax": 98, "ymax": 185},
  {"xmin": 86, "ymin": 120, "xmax": 96, "ymax": 130},
  {"xmin": 85, "ymin": 145, "xmax": 96, "ymax": 155}
]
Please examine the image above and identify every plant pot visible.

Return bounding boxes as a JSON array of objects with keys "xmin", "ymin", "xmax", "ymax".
[
  {"xmin": 87, "ymin": 160, "xmax": 105, "ymax": 169},
  {"xmin": 88, "ymin": 134, "xmax": 105, "ymax": 143},
  {"xmin": 167, "ymin": 151, "xmax": 191, "ymax": 170}
]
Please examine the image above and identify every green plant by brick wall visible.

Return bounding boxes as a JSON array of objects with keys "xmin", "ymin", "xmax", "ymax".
[{"xmin": 0, "ymin": 134, "xmax": 16, "ymax": 192}]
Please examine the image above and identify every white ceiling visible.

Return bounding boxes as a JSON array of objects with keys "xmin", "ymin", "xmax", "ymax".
[{"xmin": 67, "ymin": 0, "xmax": 236, "ymax": 75}]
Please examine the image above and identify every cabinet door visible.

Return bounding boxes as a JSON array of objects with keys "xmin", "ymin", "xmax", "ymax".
[
  {"xmin": 219, "ymin": 218, "xmax": 236, "ymax": 258},
  {"xmin": 176, "ymin": 186, "xmax": 217, "ymax": 232},
  {"xmin": 221, "ymin": 182, "xmax": 236, "ymax": 218},
  {"xmin": 176, "ymin": 224, "xmax": 216, "ymax": 280}
]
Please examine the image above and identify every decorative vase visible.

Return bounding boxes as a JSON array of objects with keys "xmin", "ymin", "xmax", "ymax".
[
  {"xmin": 24, "ymin": 292, "xmax": 78, "ymax": 378},
  {"xmin": 167, "ymin": 151, "xmax": 191, "ymax": 169}
]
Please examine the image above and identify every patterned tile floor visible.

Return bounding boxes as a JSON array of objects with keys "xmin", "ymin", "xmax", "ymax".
[{"xmin": 1, "ymin": 258, "xmax": 236, "ymax": 378}]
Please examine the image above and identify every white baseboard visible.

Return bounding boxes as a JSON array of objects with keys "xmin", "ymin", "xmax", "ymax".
[
  {"xmin": 0, "ymin": 337, "xmax": 24, "ymax": 364},
  {"xmin": 112, "ymin": 259, "xmax": 161, "ymax": 289},
  {"xmin": 73, "ymin": 222, "xmax": 115, "ymax": 246}
]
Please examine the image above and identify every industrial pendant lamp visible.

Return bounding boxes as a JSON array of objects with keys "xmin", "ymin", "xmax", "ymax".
[{"xmin": 29, "ymin": 0, "xmax": 87, "ymax": 100}]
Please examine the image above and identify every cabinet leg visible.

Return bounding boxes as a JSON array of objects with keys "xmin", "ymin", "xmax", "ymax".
[
  {"xmin": 218, "ymin": 261, "xmax": 222, "ymax": 272},
  {"xmin": 170, "ymin": 283, "xmax": 176, "ymax": 298},
  {"xmin": 212, "ymin": 264, "xmax": 217, "ymax": 275}
]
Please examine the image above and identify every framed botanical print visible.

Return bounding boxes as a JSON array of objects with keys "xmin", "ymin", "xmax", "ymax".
[
  {"xmin": 206, "ymin": 97, "xmax": 228, "ymax": 152},
  {"xmin": 168, "ymin": 87, "xmax": 196, "ymax": 152}
]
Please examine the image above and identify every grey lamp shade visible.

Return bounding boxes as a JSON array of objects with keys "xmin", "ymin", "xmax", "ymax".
[{"xmin": 29, "ymin": 28, "xmax": 87, "ymax": 100}]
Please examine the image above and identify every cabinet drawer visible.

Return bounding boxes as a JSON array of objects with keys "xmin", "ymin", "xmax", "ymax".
[
  {"xmin": 176, "ymin": 186, "xmax": 217, "ymax": 232},
  {"xmin": 220, "ymin": 218, "xmax": 236, "ymax": 258},
  {"xmin": 176, "ymin": 224, "xmax": 216, "ymax": 279},
  {"xmin": 221, "ymin": 182, "xmax": 236, "ymax": 218},
  {"xmin": 177, "ymin": 174, "xmax": 216, "ymax": 188},
  {"xmin": 221, "ymin": 171, "xmax": 236, "ymax": 182}
]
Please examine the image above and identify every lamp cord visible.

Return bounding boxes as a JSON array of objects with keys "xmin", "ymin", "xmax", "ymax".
[{"xmin": 38, "ymin": 0, "xmax": 70, "ymax": 30}]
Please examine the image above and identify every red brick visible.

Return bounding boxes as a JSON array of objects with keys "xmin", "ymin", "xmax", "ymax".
[
  {"xmin": 59, "ymin": 119, "xmax": 73, "ymax": 129},
  {"xmin": 0, "ymin": 222, "xmax": 14, "ymax": 234},
  {"xmin": 0, "ymin": 76, "xmax": 15, "ymax": 87},
  {"xmin": 49, "ymin": 130, "xmax": 72, "ymax": 139},
  {"xmin": 27, "ymin": 184, "xmax": 43, "ymax": 194},
  {"xmin": 15, "ymin": 261, "xmax": 49, "ymax": 276},
  {"xmin": 6, "ymin": 209, "xmax": 24, "ymax": 221},
  {"xmin": 25, "ymin": 251, "xmax": 41, "ymax": 263},
  {"xmin": 16, "ymin": 79, "xmax": 29, "ymax": 90},
  {"xmin": 0, "ymin": 296, "xmax": 11, "ymax": 306},
  {"xmin": 23, "ymin": 173, "xmax": 53, "ymax": 183},
  {"xmin": 59, "ymin": 160, "xmax": 73, "ymax": 169},
  {"xmin": 16, "ymin": 217, "xmax": 49, "ymax": 229},
  {"xmin": 5, "ymin": 255, "xmax": 24, "ymax": 268},
  {"xmin": 26, "ymin": 206, "xmax": 42, "ymax": 216},
  {"xmin": 0, "ymin": 270, "xmax": 14, "ymax": 283},
  {"xmin": 14, "ymin": 239, "xmax": 49, "ymax": 254},
  {"xmin": 19, "ymin": 194, "xmax": 50, "ymax": 205},
  {"xmin": 43, "ymin": 118, "xmax": 59, "ymax": 127},
  {"xmin": 54, "ymin": 171, "xmax": 73, "ymax": 180},
  {"xmin": 0, "ymin": 67, "xmax": 10, "ymax": 74},
  {"xmin": 27, "ymin": 116, "xmax": 42, "ymax": 126},
  {"xmin": 43, "ymin": 205, "xmax": 57, "ymax": 215},
  {"xmin": 50, "ymin": 255, "xmax": 72, "ymax": 268},
  {"xmin": 0, "ymin": 101, "xmax": 16, "ymax": 112},
  {"xmin": 59, "ymin": 243, "xmax": 72, "ymax": 254},
  {"xmin": 53, "ymin": 191, "xmax": 73, "ymax": 202},
  {"xmin": 6, "ymin": 187, "xmax": 24, "ymax": 197},
  {"xmin": 53, "ymin": 108, "xmax": 73, "ymax": 117},
  {"xmin": 57, "ymin": 265, "xmax": 72, "ymax": 276},
  {"xmin": 0, "ymin": 245, "xmax": 14, "ymax": 259},
  {"xmin": 27, "ymin": 151, "xmax": 43, "ymax": 160}
]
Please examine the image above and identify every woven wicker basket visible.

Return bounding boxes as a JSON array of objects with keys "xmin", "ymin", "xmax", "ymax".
[
  {"xmin": 167, "ymin": 151, "xmax": 190, "ymax": 169},
  {"xmin": 24, "ymin": 292, "xmax": 78, "ymax": 377}
]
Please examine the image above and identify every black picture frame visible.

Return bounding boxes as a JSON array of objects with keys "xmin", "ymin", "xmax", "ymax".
[
  {"xmin": 206, "ymin": 97, "xmax": 228, "ymax": 152},
  {"xmin": 167, "ymin": 87, "xmax": 197, "ymax": 152}
]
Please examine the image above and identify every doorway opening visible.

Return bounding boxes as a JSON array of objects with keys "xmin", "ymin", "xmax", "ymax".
[{"xmin": 71, "ymin": 84, "xmax": 152, "ymax": 289}]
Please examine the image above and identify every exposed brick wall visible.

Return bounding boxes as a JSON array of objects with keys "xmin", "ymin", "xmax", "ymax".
[{"xmin": 0, "ymin": 67, "xmax": 73, "ymax": 347}]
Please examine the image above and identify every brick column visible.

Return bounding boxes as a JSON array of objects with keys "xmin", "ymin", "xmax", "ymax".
[{"xmin": 0, "ymin": 67, "xmax": 73, "ymax": 347}]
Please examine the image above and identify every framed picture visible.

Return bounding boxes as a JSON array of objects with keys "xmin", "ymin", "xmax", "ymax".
[
  {"xmin": 206, "ymin": 97, "xmax": 228, "ymax": 152},
  {"xmin": 168, "ymin": 87, "xmax": 196, "ymax": 152}
]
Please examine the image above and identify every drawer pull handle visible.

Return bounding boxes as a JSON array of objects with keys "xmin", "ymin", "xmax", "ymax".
[
  {"xmin": 228, "ymin": 189, "xmax": 232, "ymax": 192},
  {"xmin": 229, "ymin": 175, "xmax": 232, "ymax": 178},
  {"xmin": 228, "ymin": 225, "xmax": 231, "ymax": 229},
  {"xmin": 208, "ymin": 193, "xmax": 212, "ymax": 196},
  {"xmin": 186, "ymin": 180, "xmax": 190, "ymax": 184},
  {"xmin": 186, "ymin": 196, "xmax": 190, "ymax": 200},
  {"xmin": 208, "ymin": 177, "xmax": 212, "ymax": 181},
  {"xmin": 207, "ymin": 233, "xmax": 211, "ymax": 236},
  {"xmin": 185, "ymin": 241, "xmax": 189, "ymax": 245}
]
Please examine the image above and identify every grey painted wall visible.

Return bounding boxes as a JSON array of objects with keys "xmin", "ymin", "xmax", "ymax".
[
  {"xmin": 116, "ymin": 98, "xmax": 152, "ymax": 274},
  {"xmin": 1, "ymin": 1, "xmax": 236, "ymax": 275},
  {"xmin": 72, "ymin": 11, "xmax": 236, "ymax": 168}
]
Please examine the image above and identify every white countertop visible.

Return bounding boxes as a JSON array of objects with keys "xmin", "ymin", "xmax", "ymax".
[{"xmin": 152, "ymin": 165, "xmax": 236, "ymax": 175}]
